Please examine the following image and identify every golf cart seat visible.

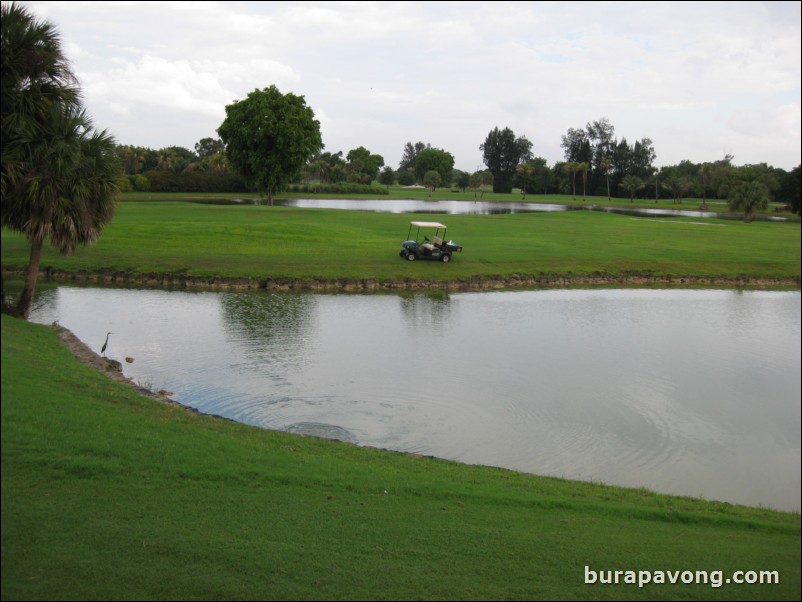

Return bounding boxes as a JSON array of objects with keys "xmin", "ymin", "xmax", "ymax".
[{"xmin": 433, "ymin": 236, "xmax": 443, "ymax": 247}]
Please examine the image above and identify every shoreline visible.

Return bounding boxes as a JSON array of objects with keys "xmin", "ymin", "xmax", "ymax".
[{"xmin": 5, "ymin": 266, "xmax": 800, "ymax": 292}]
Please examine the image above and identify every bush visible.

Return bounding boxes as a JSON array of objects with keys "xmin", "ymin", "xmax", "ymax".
[
  {"xmin": 285, "ymin": 182, "xmax": 389, "ymax": 195},
  {"xmin": 141, "ymin": 170, "xmax": 249, "ymax": 193}
]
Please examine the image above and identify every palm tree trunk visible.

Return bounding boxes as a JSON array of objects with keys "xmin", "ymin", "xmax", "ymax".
[{"xmin": 16, "ymin": 238, "xmax": 44, "ymax": 319}]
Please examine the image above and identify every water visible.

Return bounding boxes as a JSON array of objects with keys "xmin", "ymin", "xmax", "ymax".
[
  {"xmin": 187, "ymin": 196, "xmax": 766, "ymax": 219},
  {"xmin": 25, "ymin": 285, "xmax": 801, "ymax": 511}
]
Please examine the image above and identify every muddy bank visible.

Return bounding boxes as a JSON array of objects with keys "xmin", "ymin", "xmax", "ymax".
[{"xmin": 5, "ymin": 266, "xmax": 799, "ymax": 292}]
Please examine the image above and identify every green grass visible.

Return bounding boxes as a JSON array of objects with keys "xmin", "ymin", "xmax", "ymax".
[
  {"xmin": 2, "ymin": 314, "xmax": 799, "ymax": 600},
  {"xmin": 1, "ymin": 200, "xmax": 799, "ymax": 286}
]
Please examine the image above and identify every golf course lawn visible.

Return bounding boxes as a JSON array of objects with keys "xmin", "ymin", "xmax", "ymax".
[
  {"xmin": 0, "ymin": 200, "xmax": 799, "ymax": 287},
  {"xmin": 1, "ymin": 315, "xmax": 799, "ymax": 600}
]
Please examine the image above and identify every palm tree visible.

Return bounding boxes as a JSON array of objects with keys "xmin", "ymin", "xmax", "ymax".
[
  {"xmin": 728, "ymin": 181, "xmax": 770, "ymax": 223},
  {"xmin": 2, "ymin": 1, "xmax": 82, "ymax": 311},
  {"xmin": 562, "ymin": 162, "xmax": 580, "ymax": 200},
  {"xmin": 516, "ymin": 163, "xmax": 534, "ymax": 199},
  {"xmin": 7, "ymin": 103, "xmax": 120, "ymax": 317},
  {"xmin": 619, "ymin": 175, "xmax": 644, "ymax": 202},
  {"xmin": 2, "ymin": 5, "xmax": 119, "ymax": 318},
  {"xmin": 578, "ymin": 162, "xmax": 589, "ymax": 200}
]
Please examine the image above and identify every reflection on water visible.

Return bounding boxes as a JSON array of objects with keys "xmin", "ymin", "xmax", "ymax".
[{"xmin": 23, "ymin": 284, "xmax": 802, "ymax": 511}]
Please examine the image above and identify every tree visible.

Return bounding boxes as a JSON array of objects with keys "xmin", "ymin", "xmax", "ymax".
[
  {"xmin": 398, "ymin": 141, "xmax": 429, "ymax": 171},
  {"xmin": 469, "ymin": 171, "xmax": 483, "ymax": 198},
  {"xmin": 346, "ymin": 146, "xmax": 384, "ymax": 183},
  {"xmin": 600, "ymin": 157, "xmax": 612, "ymax": 200},
  {"xmin": 2, "ymin": 3, "xmax": 119, "ymax": 318},
  {"xmin": 728, "ymin": 181, "xmax": 770, "ymax": 222},
  {"xmin": 217, "ymin": 85, "xmax": 322, "ymax": 204},
  {"xmin": 578, "ymin": 162, "xmax": 589, "ymax": 200},
  {"xmin": 194, "ymin": 136, "xmax": 224, "ymax": 159},
  {"xmin": 661, "ymin": 174, "xmax": 691, "ymax": 204},
  {"xmin": 619, "ymin": 175, "xmax": 644, "ymax": 202},
  {"xmin": 480, "ymin": 127, "xmax": 532, "ymax": 193},
  {"xmin": 5, "ymin": 103, "xmax": 120, "ymax": 318},
  {"xmin": 453, "ymin": 169, "xmax": 470, "ymax": 192},
  {"xmin": 1, "ymin": 1, "xmax": 79, "ymax": 183},
  {"xmin": 515, "ymin": 163, "xmax": 535, "ymax": 199},
  {"xmin": 414, "ymin": 147, "xmax": 454, "ymax": 186},
  {"xmin": 423, "ymin": 170, "xmax": 441, "ymax": 196},
  {"xmin": 378, "ymin": 166, "xmax": 395, "ymax": 190},
  {"xmin": 779, "ymin": 165, "xmax": 800, "ymax": 214},
  {"xmin": 562, "ymin": 161, "xmax": 580, "ymax": 200}
]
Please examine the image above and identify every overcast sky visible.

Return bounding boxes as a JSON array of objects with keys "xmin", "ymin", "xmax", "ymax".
[{"xmin": 24, "ymin": 0, "xmax": 802, "ymax": 172}]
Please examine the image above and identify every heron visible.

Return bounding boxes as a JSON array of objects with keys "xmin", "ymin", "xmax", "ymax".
[{"xmin": 101, "ymin": 332, "xmax": 112, "ymax": 356}]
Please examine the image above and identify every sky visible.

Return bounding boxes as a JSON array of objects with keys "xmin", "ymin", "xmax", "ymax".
[{"xmin": 23, "ymin": 0, "xmax": 802, "ymax": 172}]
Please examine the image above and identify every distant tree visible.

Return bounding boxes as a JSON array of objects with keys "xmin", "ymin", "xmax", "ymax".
[
  {"xmin": 480, "ymin": 170, "xmax": 494, "ymax": 197},
  {"xmin": 423, "ymin": 170, "xmax": 441, "ymax": 196},
  {"xmin": 414, "ymin": 147, "xmax": 454, "ymax": 187},
  {"xmin": 560, "ymin": 128, "xmax": 590, "ymax": 163},
  {"xmin": 619, "ymin": 175, "xmax": 645, "ymax": 202},
  {"xmin": 398, "ymin": 141, "xmax": 430, "ymax": 171},
  {"xmin": 600, "ymin": 157, "xmax": 612, "ymax": 200},
  {"xmin": 194, "ymin": 136, "xmax": 224, "ymax": 159},
  {"xmin": 515, "ymin": 163, "xmax": 535, "ymax": 199},
  {"xmin": 397, "ymin": 169, "xmax": 416, "ymax": 186},
  {"xmin": 453, "ymin": 169, "xmax": 470, "ymax": 192},
  {"xmin": 480, "ymin": 127, "xmax": 532, "ymax": 193},
  {"xmin": 379, "ymin": 166, "xmax": 395, "ymax": 190},
  {"xmin": 562, "ymin": 161, "xmax": 580, "ymax": 200},
  {"xmin": 728, "ymin": 180, "xmax": 770, "ymax": 222},
  {"xmin": 346, "ymin": 146, "xmax": 384, "ymax": 183},
  {"xmin": 469, "ymin": 171, "xmax": 483, "ymax": 198},
  {"xmin": 578, "ymin": 162, "xmax": 589, "ymax": 200},
  {"xmin": 661, "ymin": 174, "xmax": 691, "ymax": 204},
  {"xmin": 217, "ymin": 85, "xmax": 322, "ymax": 204},
  {"xmin": 697, "ymin": 162, "xmax": 714, "ymax": 209},
  {"xmin": 779, "ymin": 165, "xmax": 800, "ymax": 214}
]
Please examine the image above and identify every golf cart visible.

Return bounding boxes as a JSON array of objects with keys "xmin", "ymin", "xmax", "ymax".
[{"xmin": 400, "ymin": 221, "xmax": 463, "ymax": 263}]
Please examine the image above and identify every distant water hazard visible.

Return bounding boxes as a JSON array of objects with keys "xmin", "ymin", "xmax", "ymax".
[
  {"xmin": 240, "ymin": 197, "xmax": 736, "ymax": 218},
  {"xmin": 27, "ymin": 286, "xmax": 801, "ymax": 511}
]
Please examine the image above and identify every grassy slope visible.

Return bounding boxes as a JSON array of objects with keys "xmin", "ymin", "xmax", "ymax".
[
  {"xmin": 2, "ymin": 315, "xmax": 800, "ymax": 600},
  {"xmin": 1, "ymin": 201, "xmax": 799, "ymax": 284}
]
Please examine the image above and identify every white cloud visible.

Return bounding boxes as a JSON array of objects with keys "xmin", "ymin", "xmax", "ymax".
[{"xmin": 24, "ymin": 0, "xmax": 802, "ymax": 170}]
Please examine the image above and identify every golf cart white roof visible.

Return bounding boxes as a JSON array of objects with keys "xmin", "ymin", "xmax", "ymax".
[{"xmin": 410, "ymin": 221, "xmax": 447, "ymax": 228}]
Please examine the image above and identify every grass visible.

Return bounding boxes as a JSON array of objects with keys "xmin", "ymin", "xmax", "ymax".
[
  {"xmin": 2, "ymin": 314, "xmax": 800, "ymax": 600},
  {"xmin": 1, "ymin": 200, "xmax": 799, "ymax": 286}
]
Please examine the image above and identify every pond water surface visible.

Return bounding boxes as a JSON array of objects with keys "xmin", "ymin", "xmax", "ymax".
[{"xmin": 26, "ymin": 286, "xmax": 801, "ymax": 511}]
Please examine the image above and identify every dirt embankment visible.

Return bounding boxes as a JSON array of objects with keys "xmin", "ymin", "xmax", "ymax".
[{"xmin": 7, "ymin": 266, "xmax": 801, "ymax": 292}]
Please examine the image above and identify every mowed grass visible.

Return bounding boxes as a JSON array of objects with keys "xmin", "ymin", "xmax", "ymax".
[
  {"xmin": 2, "ymin": 314, "xmax": 799, "ymax": 600},
  {"xmin": 1, "ymin": 201, "xmax": 799, "ymax": 284}
]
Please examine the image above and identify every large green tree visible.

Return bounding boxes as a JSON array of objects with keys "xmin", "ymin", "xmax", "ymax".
[
  {"xmin": 480, "ymin": 127, "xmax": 532, "ymax": 193},
  {"xmin": 346, "ymin": 146, "xmax": 384, "ymax": 183},
  {"xmin": 2, "ymin": 2, "xmax": 120, "ymax": 318},
  {"xmin": 414, "ymin": 147, "xmax": 454, "ymax": 187},
  {"xmin": 217, "ymin": 86, "xmax": 322, "ymax": 204}
]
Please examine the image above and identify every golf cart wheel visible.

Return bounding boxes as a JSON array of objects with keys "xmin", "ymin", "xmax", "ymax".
[
  {"xmin": 407, "ymin": 252, "xmax": 416, "ymax": 261},
  {"xmin": 441, "ymin": 253, "xmax": 451, "ymax": 263}
]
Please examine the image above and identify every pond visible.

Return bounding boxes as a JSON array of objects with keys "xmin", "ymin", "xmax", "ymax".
[
  {"xmin": 198, "ymin": 197, "xmax": 735, "ymax": 218},
  {"xmin": 25, "ymin": 285, "xmax": 801, "ymax": 511}
]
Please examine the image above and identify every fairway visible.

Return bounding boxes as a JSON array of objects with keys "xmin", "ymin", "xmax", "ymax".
[{"xmin": 1, "ymin": 200, "xmax": 799, "ymax": 288}]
